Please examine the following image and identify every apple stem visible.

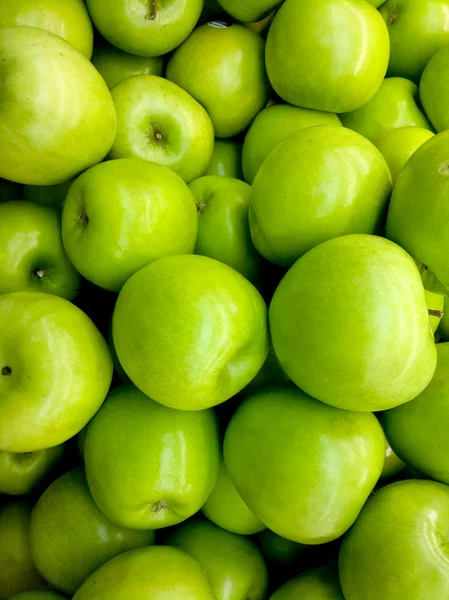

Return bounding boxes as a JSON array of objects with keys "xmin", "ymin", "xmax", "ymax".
[
  {"xmin": 429, "ymin": 309, "xmax": 444, "ymax": 318},
  {"xmin": 150, "ymin": 0, "xmax": 158, "ymax": 20},
  {"xmin": 1, "ymin": 366, "xmax": 11, "ymax": 376}
]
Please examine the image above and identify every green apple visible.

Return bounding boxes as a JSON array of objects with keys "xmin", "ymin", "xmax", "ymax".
[
  {"xmin": 386, "ymin": 130, "xmax": 449, "ymax": 291},
  {"xmin": 86, "ymin": 0, "xmax": 203, "ymax": 57},
  {"xmin": 270, "ymin": 567, "xmax": 344, "ymax": 600},
  {"xmin": 379, "ymin": 0, "xmax": 449, "ymax": 82},
  {"xmin": 242, "ymin": 104, "xmax": 341, "ymax": 184},
  {"xmin": 270, "ymin": 234, "xmax": 436, "ymax": 412},
  {"xmin": 420, "ymin": 46, "xmax": 449, "ymax": 132},
  {"xmin": 256, "ymin": 530, "xmax": 307, "ymax": 572},
  {"xmin": 265, "ymin": 0, "xmax": 389, "ymax": 112},
  {"xmin": 224, "ymin": 386, "xmax": 385, "ymax": 544},
  {"xmin": 244, "ymin": 11, "xmax": 275, "ymax": 35},
  {"xmin": 339, "ymin": 479, "xmax": 449, "ymax": 599},
  {"xmin": 73, "ymin": 546, "xmax": 215, "ymax": 600},
  {"xmin": 216, "ymin": 0, "xmax": 281, "ymax": 22},
  {"xmin": 380, "ymin": 440, "xmax": 406, "ymax": 480},
  {"xmin": 0, "ymin": 501, "xmax": 47, "ymax": 598},
  {"xmin": 249, "ymin": 126, "xmax": 392, "ymax": 267},
  {"xmin": 0, "ymin": 0, "xmax": 93, "ymax": 58},
  {"xmin": 84, "ymin": 384, "xmax": 219, "ymax": 529},
  {"xmin": 375, "ymin": 126, "xmax": 435, "ymax": 182},
  {"xmin": 91, "ymin": 44, "xmax": 164, "ymax": 90},
  {"xmin": 30, "ymin": 467, "xmax": 155, "ymax": 595},
  {"xmin": 0, "ymin": 444, "xmax": 65, "ymax": 496},
  {"xmin": 382, "ymin": 342, "xmax": 449, "ymax": 485},
  {"xmin": 0, "ymin": 201, "xmax": 80, "ymax": 299},
  {"xmin": 110, "ymin": 75, "xmax": 214, "ymax": 183},
  {"xmin": 10, "ymin": 592, "xmax": 67, "ymax": 600},
  {"xmin": 202, "ymin": 455, "xmax": 266, "ymax": 535},
  {"xmin": 166, "ymin": 24, "xmax": 270, "ymax": 138},
  {"xmin": 0, "ymin": 27, "xmax": 116, "ymax": 186},
  {"xmin": 167, "ymin": 519, "xmax": 268, "ymax": 600},
  {"xmin": 204, "ymin": 140, "xmax": 243, "ymax": 179},
  {"xmin": 62, "ymin": 159, "xmax": 197, "ymax": 292},
  {"xmin": 0, "ymin": 292, "xmax": 113, "ymax": 452},
  {"xmin": 113, "ymin": 255, "xmax": 268, "ymax": 410},
  {"xmin": 23, "ymin": 179, "xmax": 74, "ymax": 210},
  {"xmin": 340, "ymin": 78, "xmax": 433, "ymax": 144},
  {"xmin": 0, "ymin": 178, "xmax": 22, "ymax": 202},
  {"xmin": 367, "ymin": 0, "xmax": 386, "ymax": 5},
  {"xmin": 189, "ymin": 176, "xmax": 261, "ymax": 282}
]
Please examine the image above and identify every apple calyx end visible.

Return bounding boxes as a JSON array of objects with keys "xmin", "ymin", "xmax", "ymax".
[
  {"xmin": 1, "ymin": 366, "xmax": 12, "ymax": 376},
  {"xmin": 33, "ymin": 268, "xmax": 45, "ymax": 279},
  {"xmin": 197, "ymin": 202, "xmax": 208, "ymax": 214},
  {"xmin": 387, "ymin": 13, "xmax": 398, "ymax": 25},
  {"xmin": 151, "ymin": 499, "xmax": 169, "ymax": 513},
  {"xmin": 75, "ymin": 212, "xmax": 89, "ymax": 228}
]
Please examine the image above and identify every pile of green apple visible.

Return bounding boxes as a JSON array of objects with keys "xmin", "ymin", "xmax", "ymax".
[{"xmin": 3, "ymin": 0, "xmax": 449, "ymax": 598}]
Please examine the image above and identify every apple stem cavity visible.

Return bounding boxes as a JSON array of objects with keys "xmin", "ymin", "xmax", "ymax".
[
  {"xmin": 75, "ymin": 212, "xmax": 89, "ymax": 228},
  {"xmin": 1, "ymin": 366, "xmax": 11, "ymax": 376},
  {"xmin": 429, "ymin": 309, "xmax": 444, "ymax": 318},
  {"xmin": 197, "ymin": 202, "xmax": 207, "ymax": 214},
  {"xmin": 388, "ymin": 13, "xmax": 398, "ymax": 25},
  {"xmin": 151, "ymin": 499, "xmax": 169, "ymax": 513},
  {"xmin": 33, "ymin": 268, "xmax": 45, "ymax": 279}
]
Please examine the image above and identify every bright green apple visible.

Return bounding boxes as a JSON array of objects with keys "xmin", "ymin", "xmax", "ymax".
[
  {"xmin": 382, "ymin": 342, "xmax": 449, "ymax": 485},
  {"xmin": 86, "ymin": 0, "xmax": 203, "ymax": 57},
  {"xmin": 375, "ymin": 126, "xmax": 435, "ymax": 182},
  {"xmin": 224, "ymin": 386, "xmax": 385, "ymax": 544},
  {"xmin": 420, "ymin": 46, "xmax": 449, "ymax": 132},
  {"xmin": 62, "ymin": 159, "xmax": 197, "ymax": 292},
  {"xmin": 341, "ymin": 78, "xmax": 433, "ymax": 144},
  {"xmin": 84, "ymin": 384, "xmax": 219, "ymax": 529},
  {"xmin": 270, "ymin": 235, "xmax": 437, "ymax": 412},
  {"xmin": 0, "ymin": 444, "xmax": 65, "ymax": 496},
  {"xmin": 0, "ymin": 292, "xmax": 113, "ymax": 452},
  {"xmin": 0, "ymin": 27, "xmax": 116, "ymax": 186},
  {"xmin": 386, "ymin": 130, "xmax": 449, "ymax": 291},
  {"xmin": 0, "ymin": 501, "xmax": 47, "ymax": 598},
  {"xmin": 216, "ymin": 0, "xmax": 281, "ymax": 22},
  {"xmin": 167, "ymin": 519, "xmax": 268, "ymax": 600},
  {"xmin": 91, "ymin": 44, "xmax": 164, "ymax": 90},
  {"xmin": 113, "ymin": 255, "xmax": 269, "ymax": 410},
  {"xmin": 202, "ymin": 455, "xmax": 266, "ymax": 535},
  {"xmin": 167, "ymin": 24, "xmax": 270, "ymax": 138},
  {"xmin": 367, "ymin": 0, "xmax": 386, "ymax": 5},
  {"xmin": 270, "ymin": 567, "xmax": 344, "ymax": 600},
  {"xmin": 189, "ymin": 176, "xmax": 261, "ymax": 282},
  {"xmin": 242, "ymin": 104, "xmax": 341, "ymax": 184},
  {"xmin": 10, "ymin": 592, "xmax": 67, "ymax": 600},
  {"xmin": 380, "ymin": 440, "xmax": 406, "ymax": 480},
  {"xmin": 0, "ymin": 0, "xmax": 93, "ymax": 58},
  {"xmin": 204, "ymin": 140, "xmax": 243, "ymax": 179},
  {"xmin": 30, "ymin": 467, "xmax": 155, "ymax": 595},
  {"xmin": 110, "ymin": 75, "xmax": 214, "ymax": 183},
  {"xmin": 379, "ymin": 0, "xmax": 449, "ymax": 82},
  {"xmin": 339, "ymin": 479, "xmax": 449, "ymax": 599},
  {"xmin": 0, "ymin": 178, "xmax": 22, "ymax": 202},
  {"xmin": 249, "ymin": 126, "xmax": 392, "ymax": 267},
  {"xmin": 265, "ymin": 0, "xmax": 389, "ymax": 112},
  {"xmin": 23, "ymin": 179, "xmax": 74, "ymax": 210},
  {"xmin": 73, "ymin": 546, "xmax": 215, "ymax": 600},
  {"xmin": 0, "ymin": 201, "xmax": 80, "ymax": 299}
]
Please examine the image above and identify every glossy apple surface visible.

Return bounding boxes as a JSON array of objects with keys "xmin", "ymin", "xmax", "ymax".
[
  {"xmin": 204, "ymin": 140, "xmax": 243, "ymax": 179},
  {"xmin": 168, "ymin": 519, "xmax": 268, "ymax": 600},
  {"xmin": 386, "ymin": 130, "xmax": 449, "ymax": 291},
  {"xmin": 73, "ymin": 546, "xmax": 215, "ymax": 600},
  {"xmin": 84, "ymin": 384, "xmax": 219, "ymax": 529},
  {"xmin": 0, "ymin": 501, "xmax": 47, "ymax": 598},
  {"xmin": 0, "ymin": 444, "xmax": 65, "ymax": 496},
  {"xmin": 265, "ymin": 0, "xmax": 389, "ymax": 112},
  {"xmin": 270, "ymin": 567, "xmax": 344, "ymax": 600},
  {"xmin": 249, "ymin": 126, "xmax": 392, "ymax": 267},
  {"xmin": 0, "ymin": 201, "xmax": 80, "ymax": 299},
  {"xmin": 190, "ymin": 176, "xmax": 260, "ymax": 282},
  {"xmin": 202, "ymin": 455, "xmax": 266, "ymax": 535},
  {"xmin": 167, "ymin": 24, "xmax": 270, "ymax": 138},
  {"xmin": 379, "ymin": 0, "xmax": 449, "ymax": 82},
  {"xmin": 62, "ymin": 159, "xmax": 197, "ymax": 292},
  {"xmin": 112, "ymin": 255, "xmax": 268, "ymax": 410},
  {"xmin": 341, "ymin": 78, "xmax": 432, "ymax": 143},
  {"xmin": 420, "ymin": 46, "xmax": 449, "ymax": 132},
  {"xmin": 270, "ymin": 235, "xmax": 436, "ymax": 412},
  {"xmin": 224, "ymin": 386, "xmax": 385, "ymax": 544},
  {"xmin": 86, "ymin": 0, "xmax": 203, "ymax": 57},
  {"xmin": 110, "ymin": 75, "xmax": 214, "ymax": 183},
  {"xmin": 339, "ymin": 479, "xmax": 449, "ymax": 599},
  {"xmin": 0, "ymin": 292, "xmax": 112, "ymax": 452},
  {"xmin": 30, "ymin": 467, "xmax": 155, "ymax": 595},
  {"xmin": 0, "ymin": 0, "xmax": 93, "ymax": 58},
  {"xmin": 0, "ymin": 27, "xmax": 116, "ymax": 185},
  {"xmin": 91, "ymin": 44, "xmax": 163, "ymax": 90},
  {"xmin": 23, "ymin": 179, "xmax": 74, "ymax": 210},
  {"xmin": 242, "ymin": 104, "xmax": 341, "ymax": 184},
  {"xmin": 375, "ymin": 126, "xmax": 435, "ymax": 182}
]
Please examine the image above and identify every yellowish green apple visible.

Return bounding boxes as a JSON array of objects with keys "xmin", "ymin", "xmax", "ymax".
[
  {"xmin": 0, "ymin": 27, "xmax": 116, "ymax": 185},
  {"xmin": 420, "ymin": 46, "xmax": 449, "ymax": 132},
  {"xmin": 167, "ymin": 24, "xmax": 270, "ymax": 138},
  {"xmin": 23, "ymin": 179, "xmax": 74, "ymax": 210},
  {"xmin": 250, "ymin": 126, "xmax": 392, "ymax": 267},
  {"xmin": 204, "ymin": 140, "xmax": 243, "ymax": 179},
  {"xmin": 269, "ymin": 235, "xmax": 437, "ymax": 412},
  {"xmin": 0, "ymin": 292, "xmax": 113, "ymax": 452},
  {"xmin": 270, "ymin": 567, "xmax": 344, "ymax": 600},
  {"xmin": 216, "ymin": 0, "xmax": 281, "ymax": 22}
]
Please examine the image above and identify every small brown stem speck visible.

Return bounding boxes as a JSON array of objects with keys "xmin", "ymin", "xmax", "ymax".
[{"xmin": 429, "ymin": 309, "xmax": 444, "ymax": 318}]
